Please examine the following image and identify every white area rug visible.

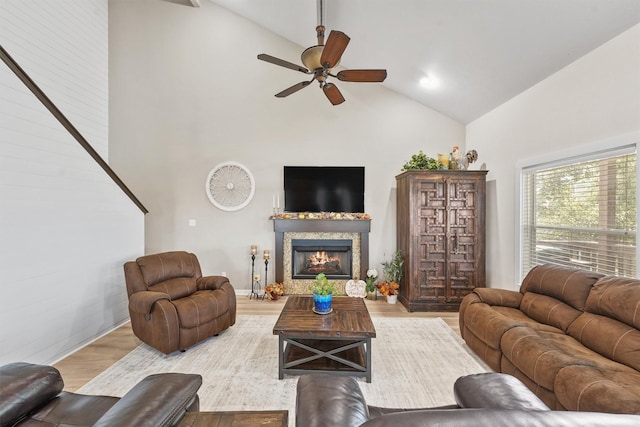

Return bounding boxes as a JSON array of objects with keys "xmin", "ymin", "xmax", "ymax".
[{"xmin": 78, "ymin": 315, "xmax": 490, "ymax": 425}]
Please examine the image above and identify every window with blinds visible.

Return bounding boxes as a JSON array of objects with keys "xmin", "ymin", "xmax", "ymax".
[{"xmin": 520, "ymin": 147, "xmax": 636, "ymax": 280}]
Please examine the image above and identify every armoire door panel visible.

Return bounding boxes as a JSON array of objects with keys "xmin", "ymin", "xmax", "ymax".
[{"xmin": 397, "ymin": 170, "xmax": 487, "ymax": 311}]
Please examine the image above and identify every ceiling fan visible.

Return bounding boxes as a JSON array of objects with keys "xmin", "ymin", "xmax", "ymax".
[{"xmin": 257, "ymin": 1, "xmax": 387, "ymax": 105}]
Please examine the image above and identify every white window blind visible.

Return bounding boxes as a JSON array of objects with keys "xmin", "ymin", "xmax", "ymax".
[{"xmin": 520, "ymin": 146, "xmax": 636, "ymax": 280}]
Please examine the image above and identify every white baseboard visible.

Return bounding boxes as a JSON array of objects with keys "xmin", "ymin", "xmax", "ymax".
[{"xmin": 49, "ymin": 318, "xmax": 132, "ymax": 365}]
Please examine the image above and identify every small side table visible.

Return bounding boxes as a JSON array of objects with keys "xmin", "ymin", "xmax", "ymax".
[{"xmin": 178, "ymin": 410, "xmax": 288, "ymax": 427}]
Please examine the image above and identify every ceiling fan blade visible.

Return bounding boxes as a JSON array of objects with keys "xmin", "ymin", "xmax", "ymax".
[
  {"xmin": 275, "ymin": 80, "xmax": 312, "ymax": 98},
  {"xmin": 258, "ymin": 54, "xmax": 309, "ymax": 73},
  {"xmin": 336, "ymin": 69, "xmax": 388, "ymax": 82},
  {"xmin": 320, "ymin": 31, "xmax": 350, "ymax": 68},
  {"xmin": 322, "ymin": 83, "xmax": 345, "ymax": 105}
]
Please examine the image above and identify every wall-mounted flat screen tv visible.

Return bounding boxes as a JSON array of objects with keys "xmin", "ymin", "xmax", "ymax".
[{"xmin": 284, "ymin": 166, "xmax": 365, "ymax": 213}]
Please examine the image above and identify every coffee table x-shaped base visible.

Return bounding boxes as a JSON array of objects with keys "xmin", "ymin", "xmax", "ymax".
[{"xmin": 278, "ymin": 335, "xmax": 372, "ymax": 383}]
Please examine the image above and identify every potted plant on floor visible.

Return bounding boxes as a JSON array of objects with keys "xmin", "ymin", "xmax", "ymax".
[
  {"xmin": 365, "ymin": 268, "xmax": 378, "ymax": 300},
  {"xmin": 380, "ymin": 250, "xmax": 404, "ymax": 304},
  {"xmin": 309, "ymin": 273, "xmax": 335, "ymax": 314}
]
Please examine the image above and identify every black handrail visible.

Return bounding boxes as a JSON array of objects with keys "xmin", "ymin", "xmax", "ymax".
[{"xmin": 0, "ymin": 44, "xmax": 148, "ymax": 214}]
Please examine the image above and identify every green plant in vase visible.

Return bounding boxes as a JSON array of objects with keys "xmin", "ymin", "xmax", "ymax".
[
  {"xmin": 309, "ymin": 273, "xmax": 335, "ymax": 314},
  {"xmin": 309, "ymin": 273, "xmax": 336, "ymax": 295},
  {"xmin": 365, "ymin": 268, "xmax": 378, "ymax": 300}
]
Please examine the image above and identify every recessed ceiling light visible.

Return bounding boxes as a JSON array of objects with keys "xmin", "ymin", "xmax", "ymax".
[{"xmin": 419, "ymin": 75, "xmax": 439, "ymax": 89}]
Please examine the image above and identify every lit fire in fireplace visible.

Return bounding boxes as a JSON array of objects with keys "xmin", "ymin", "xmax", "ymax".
[{"xmin": 306, "ymin": 251, "xmax": 341, "ymax": 273}]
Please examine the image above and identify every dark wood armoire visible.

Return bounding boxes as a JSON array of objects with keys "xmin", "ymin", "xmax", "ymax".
[{"xmin": 396, "ymin": 170, "xmax": 487, "ymax": 311}]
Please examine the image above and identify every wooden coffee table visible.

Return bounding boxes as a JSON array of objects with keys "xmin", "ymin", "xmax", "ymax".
[{"xmin": 273, "ymin": 296, "xmax": 376, "ymax": 382}]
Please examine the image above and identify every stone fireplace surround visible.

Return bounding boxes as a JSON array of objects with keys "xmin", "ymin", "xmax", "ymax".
[{"xmin": 273, "ymin": 218, "xmax": 371, "ymax": 295}]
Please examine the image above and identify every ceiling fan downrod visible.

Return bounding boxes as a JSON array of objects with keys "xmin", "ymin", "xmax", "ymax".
[{"xmin": 316, "ymin": 0, "xmax": 325, "ymax": 45}]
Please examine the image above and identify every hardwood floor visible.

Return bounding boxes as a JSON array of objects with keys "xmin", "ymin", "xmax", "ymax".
[{"xmin": 53, "ymin": 296, "xmax": 460, "ymax": 392}]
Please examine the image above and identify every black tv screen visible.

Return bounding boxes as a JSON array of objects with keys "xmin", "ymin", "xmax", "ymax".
[{"xmin": 284, "ymin": 166, "xmax": 365, "ymax": 213}]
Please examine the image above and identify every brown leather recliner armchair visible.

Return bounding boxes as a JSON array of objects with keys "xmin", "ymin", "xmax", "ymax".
[
  {"xmin": 0, "ymin": 362, "xmax": 201, "ymax": 427},
  {"xmin": 124, "ymin": 251, "xmax": 236, "ymax": 354}
]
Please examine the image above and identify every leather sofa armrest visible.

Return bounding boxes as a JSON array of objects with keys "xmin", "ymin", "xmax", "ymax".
[
  {"xmin": 128, "ymin": 291, "xmax": 171, "ymax": 316},
  {"xmin": 360, "ymin": 409, "xmax": 640, "ymax": 427},
  {"xmin": 93, "ymin": 373, "xmax": 202, "ymax": 427},
  {"xmin": 296, "ymin": 374, "xmax": 369, "ymax": 427},
  {"xmin": 473, "ymin": 288, "xmax": 522, "ymax": 308},
  {"xmin": 0, "ymin": 363, "xmax": 64, "ymax": 426},
  {"xmin": 454, "ymin": 373, "xmax": 549, "ymax": 410},
  {"xmin": 197, "ymin": 275, "xmax": 229, "ymax": 291}
]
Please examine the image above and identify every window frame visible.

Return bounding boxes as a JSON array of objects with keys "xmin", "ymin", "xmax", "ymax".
[{"xmin": 515, "ymin": 137, "xmax": 639, "ymax": 284}]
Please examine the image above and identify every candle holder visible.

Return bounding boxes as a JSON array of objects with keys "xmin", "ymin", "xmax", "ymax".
[
  {"xmin": 263, "ymin": 249, "xmax": 270, "ymax": 299},
  {"xmin": 249, "ymin": 246, "xmax": 263, "ymax": 300},
  {"xmin": 264, "ymin": 257, "xmax": 269, "ymax": 299}
]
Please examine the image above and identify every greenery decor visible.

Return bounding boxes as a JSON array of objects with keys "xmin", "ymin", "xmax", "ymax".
[
  {"xmin": 402, "ymin": 150, "xmax": 439, "ymax": 171},
  {"xmin": 365, "ymin": 269, "xmax": 378, "ymax": 292},
  {"xmin": 382, "ymin": 250, "xmax": 404, "ymax": 284},
  {"xmin": 309, "ymin": 273, "xmax": 336, "ymax": 296}
]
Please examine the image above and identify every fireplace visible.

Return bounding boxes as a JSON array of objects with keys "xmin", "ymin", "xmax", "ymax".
[
  {"xmin": 291, "ymin": 239, "xmax": 352, "ymax": 279},
  {"xmin": 273, "ymin": 218, "xmax": 371, "ymax": 294}
]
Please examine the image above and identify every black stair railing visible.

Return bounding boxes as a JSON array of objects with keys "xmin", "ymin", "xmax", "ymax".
[{"xmin": 0, "ymin": 43, "xmax": 148, "ymax": 214}]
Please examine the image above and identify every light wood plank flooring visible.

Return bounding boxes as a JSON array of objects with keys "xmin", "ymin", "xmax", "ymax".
[{"xmin": 54, "ymin": 296, "xmax": 460, "ymax": 392}]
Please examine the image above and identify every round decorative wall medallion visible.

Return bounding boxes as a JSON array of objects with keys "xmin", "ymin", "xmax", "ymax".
[{"xmin": 205, "ymin": 161, "xmax": 255, "ymax": 211}]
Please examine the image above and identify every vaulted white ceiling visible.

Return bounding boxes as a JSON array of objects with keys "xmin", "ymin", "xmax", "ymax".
[{"xmin": 206, "ymin": 0, "xmax": 640, "ymax": 124}]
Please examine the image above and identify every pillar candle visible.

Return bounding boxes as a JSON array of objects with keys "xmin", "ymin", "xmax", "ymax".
[
  {"xmin": 263, "ymin": 249, "xmax": 270, "ymax": 260},
  {"xmin": 251, "ymin": 245, "xmax": 257, "ymax": 255}
]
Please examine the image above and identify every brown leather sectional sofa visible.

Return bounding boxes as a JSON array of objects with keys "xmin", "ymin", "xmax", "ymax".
[{"xmin": 459, "ymin": 264, "xmax": 640, "ymax": 414}]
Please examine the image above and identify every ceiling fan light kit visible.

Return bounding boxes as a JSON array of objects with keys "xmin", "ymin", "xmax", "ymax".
[{"xmin": 257, "ymin": 1, "xmax": 387, "ymax": 106}]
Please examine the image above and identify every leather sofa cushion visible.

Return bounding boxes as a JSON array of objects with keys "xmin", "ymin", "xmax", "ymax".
[
  {"xmin": 463, "ymin": 303, "xmax": 525, "ymax": 350},
  {"xmin": 148, "ymin": 277, "xmax": 197, "ymax": 300},
  {"xmin": 500, "ymin": 357, "xmax": 561, "ymax": 410},
  {"xmin": 519, "ymin": 293, "xmax": 583, "ymax": 332},
  {"xmin": 585, "ymin": 276, "xmax": 640, "ymax": 329},
  {"xmin": 501, "ymin": 327, "xmax": 595, "ymax": 390},
  {"xmin": 520, "ymin": 264, "xmax": 603, "ymax": 310},
  {"xmin": 173, "ymin": 290, "xmax": 228, "ymax": 328},
  {"xmin": 26, "ymin": 392, "xmax": 119, "ymax": 426},
  {"xmin": 0, "ymin": 363, "xmax": 64, "ymax": 426},
  {"xmin": 555, "ymin": 365, "xmax": 640, "ymax": 414},
  {"xmin": 568, "ymin": 312, "xmax": 640, "ymax": 371},
  {"xmin": 463, "ymin": 303, "xmax": 560, "ymax": 351},
  {"xmin": 137, "ymin": 251, "xmax": 200, "ymax": 286}
]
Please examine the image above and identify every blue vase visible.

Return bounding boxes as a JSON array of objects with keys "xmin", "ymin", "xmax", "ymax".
[{"xmin": 313, "ymin": 292, "xmax": 333, "ymax": 314}]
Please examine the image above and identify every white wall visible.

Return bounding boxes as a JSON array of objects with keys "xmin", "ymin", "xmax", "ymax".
[
  {"xmin": 466, "ymin": 24, "xmax": 640, "ymax": 289},
  {"xmin": 0, "ymin": 0, "xmax": 144, "ymax": 365},
  {"xmin": 108, "ymin": 0, "xmax": 465, "ymax": 289}
]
